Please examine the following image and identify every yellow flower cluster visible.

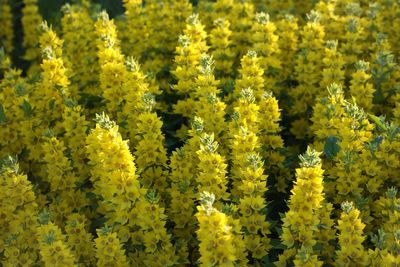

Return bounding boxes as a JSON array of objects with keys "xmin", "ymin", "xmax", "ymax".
[
  {"xmin": 134, "ymin": 110, "xmax": 168, "ymax": 195},
  {"xmin": 65, "ymin": 214, "xmax": 96, "ymax": 265},
  {"xmin": 349, "ymin": 60, "xmax": 375, "ymax": 112},
  {"xmin": 336, "ymin": 201, "xmax": 368, "ymax": 266},
  {"xmin": 21, "ymin": 0, "xmax": 43, "ymax": 74},
  {"xmin": 95, "ymin": 11, "xmax": 126, "ymax": 116},
  {"xmin": 279, "ymin": 147, "xmax": 325, "ymax": 266},
  {"xmin": 197, "ymin": 133, "xmax": 228, "ymax": 204},
  {"xmin": 233, "ymin": 50, "xmax": 264, "ymax": 101},
  {"xmin": 251, "ymin": 12, "xmax": 281, "ymax": 94},
  {"xmin": 86, "ymin": 113, "xmax": 176, "ymax": 266},
  {"xmin": 291, "ymin": 11, "xmax": 325, "ymax": 118},
  {"xmin": 167, "ymin": 118, "xmax": 203, "ymax": 249},
  {"xmin": 0, "ymin": 67, "xmax": 34, "ymax": 158},
  {"xmin": 0, "ymin": 0, "xmax": 13, "ymax": 55},
  {"xmin": 94, "ymin": 227, "xmax": 128, "ymax": 267},
  {"xmin": 1, "ymin": 157, "xmax": 39, "ymax": 266},
  {"xmin": 85, "ymin": 113, "xmax": 143, "ymax": 225},
  {"xmin": 61, "ymin": 2, "xmax": 99, "ymax": 98},
  {"xmin": 196, "ymin": 192, "xmax": 246, "ymax": 266},
  {"xmin": 210, "ymin": 18, "xmax": 235, "ymax": 87}
]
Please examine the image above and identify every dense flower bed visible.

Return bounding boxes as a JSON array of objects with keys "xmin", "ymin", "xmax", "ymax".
[{"xmin": 1, "ymin": 0, "xmax": 400, "ymax": 266}]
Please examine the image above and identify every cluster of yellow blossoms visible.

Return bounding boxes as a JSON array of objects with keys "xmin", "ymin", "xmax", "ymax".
[{"xmin": 1, "ymin": 0, "xmax": 400, "ymax": 266}]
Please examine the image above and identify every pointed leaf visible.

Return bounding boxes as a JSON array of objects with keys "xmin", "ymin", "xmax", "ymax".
[
  {"xmin": 21, "ymin": 100, "xmax": 33, "ymax": 118},
  {"xmin": 324, "ymin": 136, "xmax": 340, "ymax": 160}
]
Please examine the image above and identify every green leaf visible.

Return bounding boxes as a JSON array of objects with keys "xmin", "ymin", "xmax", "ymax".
[
  {"xmin": 324, "ymin": 136, "xmax": 340, "ymax": 160},
  {"xmin": 261, "ymin": 256, "xmax": 272, "ymax": 267},
  {"xmin": 21, "ymin": 100, "xmax": 33, "ymax": 118},
  {"xmin": 371, "ymin": 136, "xmax": 383, "ymax": 148},
  {"xmin": 119, "ymin": 120, "xmax": 127, "ymax": 129},
  {"xmin": 368, "ymin": 114, "xmax": 387, "ymax": 131},
  {"xmin": 270, "ymin": 238, "xmax": 286, "ymax": 250},
  {"xmin": 274, "ymin": 226, "xmax": 283, "ymax": 236},
  {"xmin": 49, "ymin": 99, "xmax": 56, "ymax": 110},
  {"xmin": 64, "ymin": 98, "xmax": 77, "ymax": 107},
  {"xmin": 0, "ymin": 104, "xmax": 6, "ymax": 124},
  {"xmin": 313, "ymin": 242, "xmax": 324, "ymax": 252}
]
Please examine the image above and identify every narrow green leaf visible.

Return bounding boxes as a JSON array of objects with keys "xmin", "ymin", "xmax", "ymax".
[
  {"xmin": 49, "ymin": 99, "xmax": 56, "ymax": 110},
  {"xmin": 368, "ymin": 114, "xmax": 387, "ymax": 131},
  {"xmin": 21, "ymin": 100, "xmax": 33, "ymax": 118}
]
